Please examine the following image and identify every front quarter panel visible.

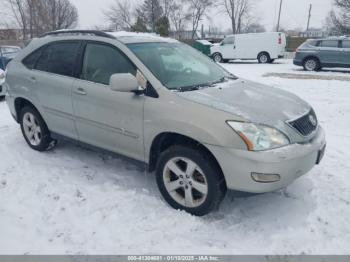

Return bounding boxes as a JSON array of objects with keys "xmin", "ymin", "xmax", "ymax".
[{"xmin": 144, "ymin": 88, "xmax": 248, "ymax": 163}]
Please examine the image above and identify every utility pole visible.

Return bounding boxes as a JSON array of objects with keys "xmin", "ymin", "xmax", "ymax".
[
  {"xmin": 306, "ymin": 4, "xmax": 312, "ymax": 31},
  {"xmin": 276, "ymin": 0, "xmax": 283, "ymax": 32}
]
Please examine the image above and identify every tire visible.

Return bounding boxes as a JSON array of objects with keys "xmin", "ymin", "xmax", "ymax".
[
  {"xmin": 0, "ymin": 96, "xmax": 5, "ymax": 101},
  {"xmin": 258, "ymin": 52, "xmax": 270, "ymax": 64},
  {"xmin": 212, "ymin": 53, "xmax": 223, "ymax": 63},
  {"xmin": 156, "ymin": 145, "xmax": 227, "ymax": 216},
  {"xmin": 20, "ymin": 106, "xmax": 56, "ymax": 151},
  {"xmin": 303, "ymin": 57, "xmax": 320, "ymax": 71}
]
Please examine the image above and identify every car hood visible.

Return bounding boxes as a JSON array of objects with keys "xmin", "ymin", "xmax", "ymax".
[{"xmin": 177, "ymin": 78, "xmax": 311, "ymax": 127}]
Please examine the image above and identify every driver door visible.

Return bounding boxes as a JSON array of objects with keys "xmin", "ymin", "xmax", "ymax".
[
  {"xmin": 220, "ymin": 36, "xmax": 236, "ymax": 60},
  {"xmin": 72, "ymin": 42, "xmax": 145, "ymax": 161}
]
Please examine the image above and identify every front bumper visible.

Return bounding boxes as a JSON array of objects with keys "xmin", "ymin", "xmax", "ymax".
[{"xmin": 207, "ymin": 126, "xmax": 326, "ymax": 193}]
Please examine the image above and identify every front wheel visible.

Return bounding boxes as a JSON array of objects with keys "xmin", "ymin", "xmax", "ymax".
[
  {"xmin": 212, "ymin": 53, "xmax": 223, "ymax": 63},
  {"xmin": 20, "ymin": 106, "xmax": 56, "ymax": 151},
  {"xmin": 156, "ymin": 145, "xmax": 227, "ymax": 216}
]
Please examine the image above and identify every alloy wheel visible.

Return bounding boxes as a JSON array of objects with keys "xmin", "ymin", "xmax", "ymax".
[
  {"xmin": 163, "ymin": 157, "xmax": 208, "ymax": 208},
  {"xmin": 22, "ymin": 112, "xmax": 42, "ymax": 146},
  {"xmin": 305, "ymin": 59, "xmax": 317, "ymax": 71}
]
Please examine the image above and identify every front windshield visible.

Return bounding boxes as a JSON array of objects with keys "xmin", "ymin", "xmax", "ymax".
[{"xmin": 127, "ymin": 42, "xmax": 236, "ymax": 91}]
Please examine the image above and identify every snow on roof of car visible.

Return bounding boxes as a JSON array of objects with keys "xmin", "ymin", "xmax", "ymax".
[{"xmin": 107, "ymin": 31, "xmax": 178, "ymax": 44}]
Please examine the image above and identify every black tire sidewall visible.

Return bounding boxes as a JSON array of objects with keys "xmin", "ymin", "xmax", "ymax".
[
  {"xmin": 156, "ymin": 145, "xmax": 226, "ymax": 216},
  {"xmin": 20, "ymin": 106, "xmax": 52, "ymax": 151}
]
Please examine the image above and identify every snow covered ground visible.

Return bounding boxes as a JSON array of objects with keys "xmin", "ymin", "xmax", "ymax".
[{"xmin": 0, "ymin": 60, "xmax": 350, "ymax": 255}]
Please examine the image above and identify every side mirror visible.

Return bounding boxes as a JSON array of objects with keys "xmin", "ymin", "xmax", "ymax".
[{"xmin": 110, "ymin": 73, "xmax": 139, "ymax": 93}]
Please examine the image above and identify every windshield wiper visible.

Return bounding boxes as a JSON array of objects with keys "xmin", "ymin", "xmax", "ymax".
[{"xmin": 176, "ymin": 76, "xmax": 237, "ymax": 92}]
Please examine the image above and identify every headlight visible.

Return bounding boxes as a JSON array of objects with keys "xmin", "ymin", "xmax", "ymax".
[
  {"xmin": 0, "ymin": 71, "xmax": 5, "ymax": 80},
  {"xmin": 227, "ymin": 121, "xmax": 290, "ymax": 151}
]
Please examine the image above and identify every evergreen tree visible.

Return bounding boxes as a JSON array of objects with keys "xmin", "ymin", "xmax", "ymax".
[
  {"xmin": 131, "ymin": 16, "xmax": 148, "ymax": 32},
  {"xmin": 137, "ymin": 0, "xmax": 163, "ymax": 32},
  {"xmin": 155, "ymin": 16, "xmax": 170, "ymax": 36}
]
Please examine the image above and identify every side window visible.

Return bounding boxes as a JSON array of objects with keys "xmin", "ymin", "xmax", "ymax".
[
  {"xmin": 342, "ymin": 41, "xmax": 350, "ymax": 48},
  {"xmin": 22, "ymin": 49, "xmax": 42, "ymax": 69},
  {"xmin": 35, "ymin": 42, "xmax": 79, "ymax": 77},
  {"xmin": 320, "ymin": 40, "xmax": 339, "ymax": 48},
  {"xmin": 222, "ymin": 37, "xmax": 234, "ymax": 45},
  {"xmin": 81, "ymin": 43, "xmax": 136, "ymax": 85}
]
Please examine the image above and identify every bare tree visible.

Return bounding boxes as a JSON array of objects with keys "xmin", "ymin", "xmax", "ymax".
[
  {"xmin": 220, "ymin": 0, "xmax": 252, "ymax": 34},
  {"xmin": 5, "ymin": 0, "xmax": 28, "ymax": 39},
  {"xmin": 242, "ymin": 22, "xmax": 266, "ymax": 33},
  {"xmin": 326, "ymin": 0, "xmax": 350, "ymax": 34},
  {"xmin": 5, "ymin": 0, "xmax": 78, "ymax": 39},
  {"xmin": 104, "ymin": 0, "xmax": 134, "ymax": 30},
  {"xmin": 46, "ymin": 0, "xmax": 78, "ymax": 31},
  {"xmin": 161, "ymin": 0, "xmax": 175, "ymax": 19},
  {"xmin": 188, "ymin": 0, "xmax": 213, "ymax": 40},
  {"xmin": 169, "ymin": 0, "xmax": 191, "ymax": 39}
]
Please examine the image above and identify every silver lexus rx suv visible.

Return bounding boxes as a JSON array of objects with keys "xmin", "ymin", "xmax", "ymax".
[{"xmin": 4, "ymin": 30, "xmax": 326, "ymax": 216}]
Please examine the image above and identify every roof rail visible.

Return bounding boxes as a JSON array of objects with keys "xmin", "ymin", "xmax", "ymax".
[{"xmin": 40, "ymin": 30, "xmax": 116, "ymax": 39}]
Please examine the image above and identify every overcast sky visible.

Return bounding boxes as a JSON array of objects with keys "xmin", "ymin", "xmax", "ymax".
[{"xmin": 71, "ymin": 0, "xmax": 333, "ymax": 31}]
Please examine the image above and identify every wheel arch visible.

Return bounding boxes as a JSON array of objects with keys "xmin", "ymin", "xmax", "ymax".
[
  {"xmin": 148, "ymin": 132, "xmax": 224, "ymax": 178},
  {"xmin": 302, "ymin": 55, "xmax": 320, "ymax": 65},
  {"xmin": 14, "ymin": 97, "xmax": 40, "ymax": 123},
  {"xmin": 257, "ymin": 51, "xmax": 270, "ymax": 59}
]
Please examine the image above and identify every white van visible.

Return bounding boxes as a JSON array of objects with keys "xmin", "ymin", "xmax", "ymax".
[{"xmin": 211, "ymin": 32, "xmax": 286, "ymax": 63}]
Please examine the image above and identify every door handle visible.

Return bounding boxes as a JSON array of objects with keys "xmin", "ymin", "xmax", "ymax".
[
  {"xmin": 28, "ymin": 76, "xmax": 36, "ymax": 83},
  {"xmin": 74, "ymin": 87, "xmax": 87, "ymax": 95}
]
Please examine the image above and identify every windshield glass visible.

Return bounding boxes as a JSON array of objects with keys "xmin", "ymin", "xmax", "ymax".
[{"xmin": 127, "ymin": 42, "xmax": 235, "ymax": 91}]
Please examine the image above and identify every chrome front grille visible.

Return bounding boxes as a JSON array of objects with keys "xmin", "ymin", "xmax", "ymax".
[{"xmin": 288, "ymin": 109, "xmax": 318, "ymax": 136}]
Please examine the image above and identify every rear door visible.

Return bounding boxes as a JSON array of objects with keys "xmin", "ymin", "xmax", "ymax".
[
  {"xmin": 341, "ymin": 40, "xmax": 350, "ymax": 67},
  {"xmin": 29, "ymin": 41, "xmax": 80, "ymax": 139},
  {"xmin": 319, "ymin": 40, "xmax": 342, "ymax": 65},
  {"xmin": 71, "ymin": 42, "xmax": 145, "ymax": 161},
  {"xmin": 220, "ymin": 36, "xmax": 236, "ymax": 59}
]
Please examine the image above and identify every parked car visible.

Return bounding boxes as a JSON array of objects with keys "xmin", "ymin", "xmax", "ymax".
[
  {"xmin": 294, "ymin": 37, "xmax": 350, "ymax": 71},
  {"xmin": 0, "ymin": 69, "xmax": 5, "ymax": 99},
  {"xmin": 0, "ymin": 45, "xmax": 21, "ymax": 70},
  {"xmin": 4, "ymin": 30, "xmax": 326, "ymax": 216},
  {"xmin": 211, "ymin": 32, "xmax": 286, "ymax": 63}
]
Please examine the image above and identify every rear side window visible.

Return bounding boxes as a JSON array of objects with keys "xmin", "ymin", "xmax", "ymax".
[
  {"xmin": 320, "ymin": 40, "xmax": 339, "ymax": 48},
  {"xmin": 35, "ymin": 42, "xmax": 80, "ymax": 77},
  {"xmin": 342, "ymin": 41, "xmax": 350, "ymax": 48},
  {"xmin": 23, "ymin": 49, "xmax": 42, "ymax": 69},
  {"xmin": 81, "ymin": 43, "xmax": 136, "ymax": 85},
  {"xmin": 307, "ymin": 40, "xmax": 318, "ymax": 46}
]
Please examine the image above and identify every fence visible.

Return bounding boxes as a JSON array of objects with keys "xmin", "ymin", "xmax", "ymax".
[{"xmin": 0, "ymin": 39, "xmax": 25, "ymax": 47}]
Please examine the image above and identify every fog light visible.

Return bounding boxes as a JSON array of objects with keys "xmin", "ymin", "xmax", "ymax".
[{"xmin": 251, "ymin": 172, "xmax": 281, "ymax": 183}]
